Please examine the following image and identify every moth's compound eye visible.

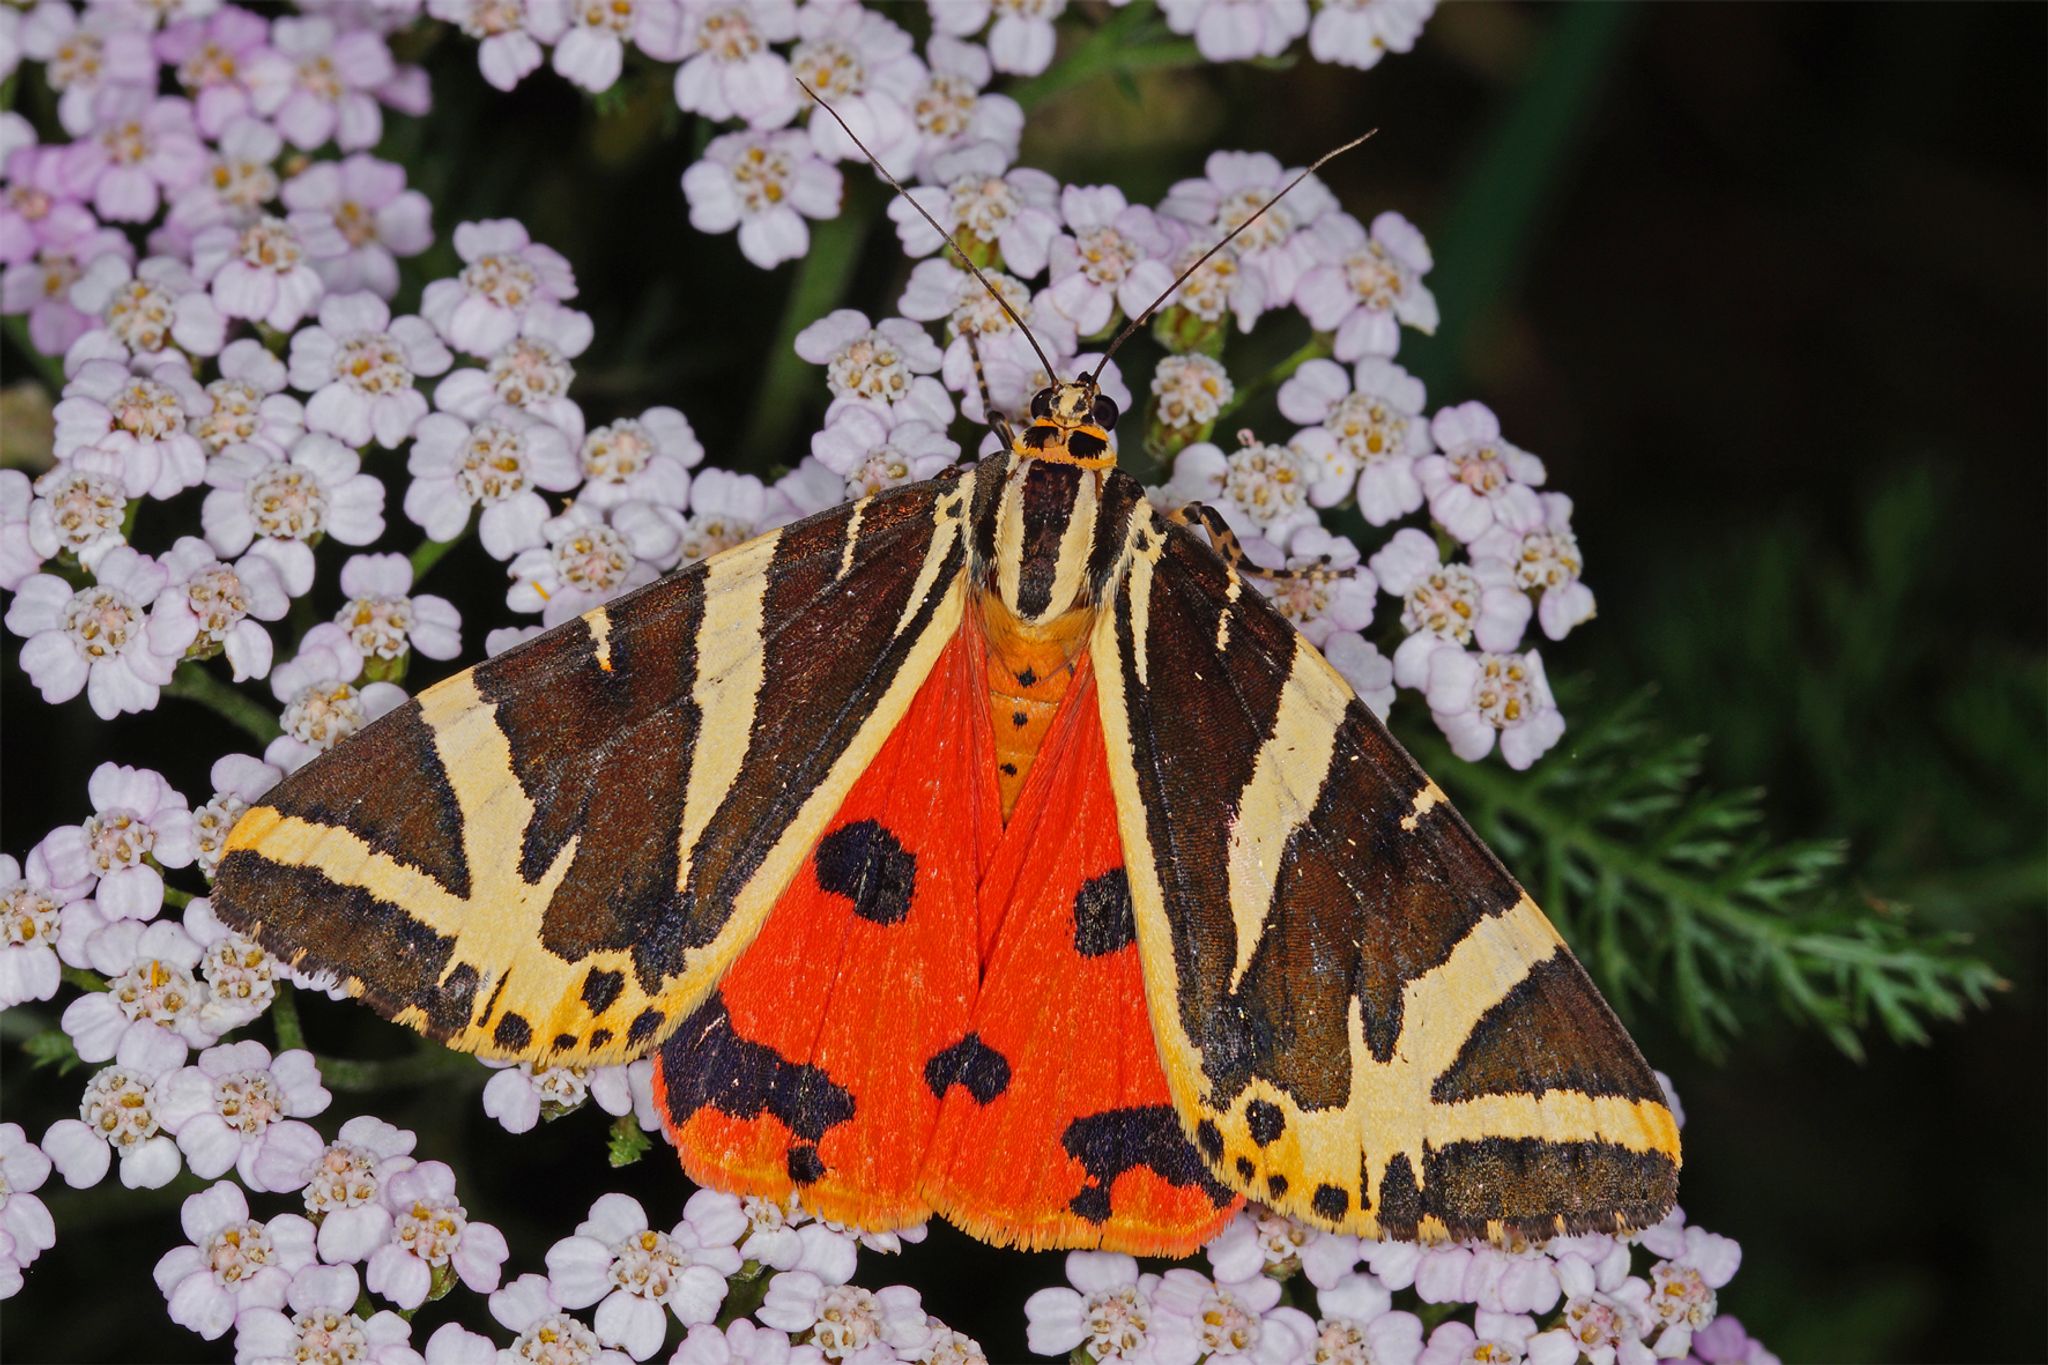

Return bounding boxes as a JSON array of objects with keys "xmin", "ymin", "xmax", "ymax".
[
  {"xmin": 1091, "ymin": 393, "xmax": 1120, "ymax": 431},
  {"xmin": 1029, "ymin": 388, "xmax": 1055, "ymax": 420}
]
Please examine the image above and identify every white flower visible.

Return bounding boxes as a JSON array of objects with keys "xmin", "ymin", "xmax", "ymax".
[
  {"xmin": 683, "ymin": 128, "xmax": 845, "ymax": 270},
  {"xmin": 907, "ymin": 35, "xmax": 1022, "ymax": 173},
  {"xmin": 65, "ymin": 253, "xmax": 227, "ymax": 369},
  {"xmin": 1149, "ymin": 353, "xmax": 1233, "ymax": 436},
  {"xmin": 1280, "ymin": 356, "xmax": 1432, "ymax": 521},
  {"xmin": 335, "ymin": 552, "xmax": 463, "ymax": 662},
  {"xmin": 759, "ymin": 1274, "xmax": 931, "ymax": 1360},
  {"xmin": 40, "ymin": 761, "xmax": 196, "ymax": 921},
  {"xmin": 1471, "ymin": 490, "xmax": 1593, "ymax": 641},
  {"xmin": 155, "ymin": 1181, "xmax": 318, "ymax": 1340},
  {"xmin": 505, "ymin": 502, "xmax": 671, "ymax": 626},
  {"xmin": 1162, "ymin": 149, "xmax": 1335, "ymax": 300},
  {"xmin": 367, "ymin": 1161, "xmax": 510, "ymax": 1310},
  {"xmin": 190, "ymin": 754, "xmax": 284, "ymax": 878},
  {"xmin": 1157, "ymin": 436, "xmax": 1320, "ymax": 540},
  {"xmin": 791, "ymin": 1, "xmax": 925, "ymax": 174},
  {"xmin": 545, "ymin": 1193, "xmax": 743, "ymax": 1358},
  {"xmin": 190, "ymin": 339, "xmax": 307, "ymax": 458},
  {"xmin": 1415, "ymin": 1314, "xmax": 1546, "ymax": 1365},
  {"xmin": 289, "ymin": 291, "xmax": 453, "ymax": 448},
  {"xmin": 406, "ymin": 406, "xmax": 580, "ymax": 559},
  {"xmin": 421, "ymin": 218, "xmax": 579, "ymax": 356},
  {"xmin": 532, "ymin": 0, "xmax": 686, "ymax": 93},
  {"xmin": 811, "ymin": 407, "xmax": 959, "ymax": 499},
  {"xmin": 156, "ymin": 6, "xmax": 272, "ymax": 138},
  {"xmin": 0, "ymin": 1124, "xmax": 56, "ymax": 1296},
  {"xmin": 0, "ymin": 851, "xmax": 78, "ymax": 1008},
  {"xmin": 897, "ymin": 259, "xmax": 1075, "ymax": 421},
  {"xmin": 670, "ymin": 1319, "xmax": 815, "ymax": 1365},
  {"xmin": 151, "ymin": 535, "xmax": 290, "ymax": 682},
  {"xmin": 1150, "ymin": 1266, "xmax": 1316, "ymax": 1364},
  {"xmin": 1047, "ymin": 184, "xmax": 1182, "ymax": 337},
  {"xmin": 1148, "ymin": 238, "xmax": 1266, "ymax": 333},
  {"xmin": 264, "ymin": 623, "xmax": 409, "ymax": 771},
  {"xmin": 1312, "ymin": 1271, "xmax": 1427, "ymax": 1365},
  {"xmin": 795, "ymin": 309, "xmax": 952, "ymax": 428},
  {"xmin": 671, "ymin": 0, "xmax": 801, "ymax": 129},
  {"xmin": 1249, "ymin": 525, "xmax": 1376, "ymax": 646},
  {"xmin": 5, "ymin": 548, "xmax": 185, "ymax": 719},
  {"xmin": 191, "ymin": 213, "xmax": 348, "ymax": 332},
  {"xmin": 20, "ymin": 0, "xmax": 157, "ymax": 137},
  {"xmin": 1205, "ymin": 1207, "xmax": 1363, "ymax": 1290},
  {"xmin": 480, "ymin": 1059, "xmax": 634, "ymax": 1133},
  {"xmin": 41, "ymin": 1026, "xmax": 187, "ymax": 1190},
  {"xmin": 1310, "ymin": 0, "xmax": 1435, "ymax": 70},
  {"xmin": 916, "ymin": 1322, "xmax": 987, "ymax": 1365},
  {"xmin": 889, "ymin": 141, "xmax": 1061, "ymax": 279},
  {"xmin": 673, "ymin": 466, "xmax": 768, "ymax": 562},
  {"xmin": 158, "ymin": 1040, "xmax": 331, "ymax": 1191},
  {"xmin": 161, "ymin": 115, "xmax": 283, "ymax": 246},
  {"xmin": 577, "ymin": 406, "xmax": 702, "ymax": 511},
  {"xmin": 245, "ymin": 16, "xmax": 396, "ymax": 152},
  {"xmin": 1159, "ymin": 0, "xmax": 1309, "ymax": 61},
  {"xmin": 184, "ymin": 894, "xmax": 284, "ymax": 1033},
  {"xmin": 53, "ymin": 357, "xmax": 209, "ymax": 500},
  {"xmin": 0, "ymin": 468, "xmax": 39, "ymax": 590},
  {"xmin": 203, "ymin": 434, "xmax": 388, "ymax": 596},
  {"xmin": 65, "ymin": 916, "xmax": 218, "ymax": 1064},
  {"xmin": 232, "ymin": 1262, "xmax": 419, "ymax": 1365},
  {"xmin": 429, "ymin": 0, "xmax": 550, "ymax": 93},
  {"xmin": 296, "ymin": 1116, "xmax": 419, "ymax": 1265},
  {"xmin": 1416, "ymin": 402, "xmax": 1546, "ymax": 544},
  {"xmin": 931, "ymin": 0, "xmax": 1069, "ymax": 77},
  {"xmin": 23, "ymin": 453, "xmax": 126, "ymax": 569},
  {"xmin": 1023, "ymin": 1252, "xmax": 1171, "ymax": 1363},
  {"xmin": 65, "ymin": 95, "xmax": 209, "ymax": 224},
  {"xmin": 2, "ymin": 213, "xmax": 132, "ymax": 360},
  {"xmin": 1426, "ymin": 647, "xmax": 1564, "ymax": 769},
  {"xmin": 483, "ymin": 1274, "xmax": 627, "ymax": 1363},
  {"xmin": 1295, "ymin": 211, "xmax": 1439, "ymax": 361},
  {"xmin": 432, "ymin": 298, "xmax": 592, "ymax": 443},
  {"xmin": 1370, "ymin": 527, "xmax": 1531, "ymax": 687}
]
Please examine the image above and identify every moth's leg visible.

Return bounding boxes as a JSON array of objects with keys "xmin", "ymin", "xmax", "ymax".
[
  {"xmin": 1167, "ymin": 501, "xmax": 1336, "ymax": 581},
  {"xmin": 964, "ymin": 330, "xmax": 1017, "ymax": 451}
]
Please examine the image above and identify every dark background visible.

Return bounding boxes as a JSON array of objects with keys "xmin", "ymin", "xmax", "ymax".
[{"xmin": 4, "ymin": 4, "xmax": 2043, "ymax": 1361}]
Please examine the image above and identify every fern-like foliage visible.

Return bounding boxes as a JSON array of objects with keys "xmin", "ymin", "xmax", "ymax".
[{"xmin": 1399, "ymin": 693, "xmax": 2006, "ymax": 1062}]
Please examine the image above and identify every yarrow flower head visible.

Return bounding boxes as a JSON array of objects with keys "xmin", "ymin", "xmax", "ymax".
[
  {"xmin": 407, "ymin": 405, "xmax": 581, "ymax": 560},
  {"xmin": 298, "ymin": 1116, "xmax": 420, "ymax": 1265},
  {"xmin": 38, "ymin": 761, "xmax": 196, "ymax": 921},
  {"xmin": 5, "ymin": 549, "xmax": 186, "ymax": 719},
  {"xmin": 683, "ymin": 128, "xmax": 846, "ymax": 270},
  {"xmin": 1296, "ymin": 210, "xmax": 1439, "ymax": 361},
  {"xmin": 231, "ymin": 1262, "xmax": 420, "ymax": 1365},
  {"xmin": 670, "ymin": 0, "xmax": 802, "ymax": 129},
  {"xmin": 153, "ymin": 1180, "xmax": 317, "ymax": 1340},
  {"xmin": 334, "ymin": 552, "xmax": 463, "ymax": 663},
  {"xmin": 796, "ymin": 308, "xmax": 953, "ymax": 428},
  {"xmin": 1280, "ymin": 356, "xmax": 1433, "ymax": 523},
  {"xmin": 576, "ymin": 405, "xmax": 704, "ymax": 512},
  {"xmin": 156, "ymin": 1040, "xmax": 330, "ymax": 1192},
  {"xmin": 1024, "ymin": 1252, "xmax": 1167, "ymax": 1363},
  {"xmin": 202, "ymin": 434, "xmax": 388, "ymax": 596},
  {"xmin": 422, "ymin": 218, "xmax": 580, "ymax": 357},
  {"xmin": 366, "ymin": 1160, "xmax": 509, "ymax": 1311},
  {"xmin": 41, "ymin": 1026, "xmax": 186, "ymax": 1190},
  {"xmin": 289, "ymin": 292, "xmax": 454, "ymax": 449},
  {"xmin": 544, "ymin": 1192, "xmax": 743, "ymax": 1359},
  {"xmin": 151, "ymin": 534, "xmax": 290, "ymax": 683},
  {"xmin": 264, "ymin": 623, "xmax": 408, "ymax": 771}
]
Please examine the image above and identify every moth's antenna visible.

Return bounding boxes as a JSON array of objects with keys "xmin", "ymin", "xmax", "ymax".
[
  {"xmin": 796, "ymin": 78, "xmax": 1059, "ymax": 382},
  {"xmin": 1086, "ymin": 130, "xmax": 1377, "ymax": 386}
]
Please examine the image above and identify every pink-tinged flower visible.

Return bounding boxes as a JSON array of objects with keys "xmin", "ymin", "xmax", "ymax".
[
  {"xmin": 151, "ymin": 534, "xmax": 290, "ymax": 682},
  {"xmin": 1156, "ymin": 436, "xmax": 1320, "ymax": 541},
  {"xmin": 1024, "ymin": 1254, "xmax": 1173, "ymax": 1364},
  {"xmin": 1162, "ymin": 150, "xmax": 1335, "ymax": 300},
  {"xmin": 21, "ymin": 1, "xmax": 159, "ymax": 137},
  {"xmin": 1142, "ymin": 238, "xmax": 1266, "ymax": 334},
  {"xmin": 155, "ymin": 4, "xmax": 272, "ymax": 138},
  {"xmin": 1140, "ymin": 354, "xmax": 1229, "ymax": 447},
  {"xmin": 420, "ymin": 218, "xmax": 578, "ymax": 356},
  {"xmin": 246, "ymin": 16, "xmax": 395, "ymax": 151},
  {"xmin": 62, "ymin": 96, "xmax": 208, "ymax": 223},
  {"xmin": 1370, "ymin": 527, "xmax": 1530, "ymax": 686},
  {"xmin": 1689, "ymin": 1316, "xmax": 1779, "ymax": 1365},
  {"xmin": 421, "ymin": 1323, "xmax": 497, "ymax": 1365},
  {"xmin": 480, "ymin": 1057, "xmax": 635, "ymax": 1133},
  {"xmin": 158, "ymin": 117, "xmax": 284, "ymax": 257},
  {"xmin": 0, "ymin": 849, "xmax": 83, "ymax": 1007},
  {"xmin": 0, "ymin": 469, "xmax": 36, "ymax": 592},
  {"xmin": 65, "ymin": 917, "xmax": 219, "ymax": 1065},
  {"xmin": 1637, "ymin": 1210, "xmax": 1741, "ymax": 1356},
  {"xmin": 890, "ymin": 142, "xmax": 1061, "ymax": 278},
  {"xmin": 202, "ymin": 434, "xmax": 387, "ymax": 597},
  {"xmin": 24, "ymin": 450, "xmax": 127, "ymax": 570},
  {"xmin": 1249, "ymin": 524, "xmax": 1376, "ymax": 647},
  {"xmin": 191, "ymin": 212, "xmax": 347, "ymax": 332},
  {"xmin": 0, "ymin": 1123, "xmax": 56, "ymax": 1295},
  {"xmin": 42, "ymin": 1026, "xmax": 187, "ymax": 1190},
  {"xmin": 1046, "ymin": 184, "xmax": 1180, "ymax": 336},
  {"xmin": 670, "ymin": 0, "xmax": 800, "ymax": 127},
  {"xmin": 672, "ymin": 1319, "xmax": 824, "ymax": 1365},
  {"xmin": 1324, "ymin": 632, "xmax": 1395, "ymax": 718},
  {"xmin": 1416, "ymin": 1313, "xmax": 1545, "ymax": 1365},
  {"xmin": 158, "ymin": 1040, "xmax": 330, "ymax": 1191},
  {"xmin": 1150, "ymin": 1266, "xmax": 1315, "ymax": 1365},
  {"xmin": 263, "ymin": 622, "xmax": 409, "ymax": 771},
  {"xmin": 233, "ymin": 1262, "xmax": 421, "ymax": 1365},
  {"xmin": 431, "ymin": 298, "xmax": 591, "ymax": 442},
  {"xmin": 760, "ymin": 1274, "xmax": 931, "ymax": 1359},
  {"xmin": 54, "ymin": 358, "xmax": 209, "ymax": 499},
  {"xmin": 931, "ymin": 0, "xmax": 1067, "ymax": 77},
  {"xmin": 289, "ymin": 292, "xmax": 451, "ymax": 448},
  {"xmin": 193, "ymin": 339, "xmax": 306, "ymax": 456},
  {"xmin": 286, "ymin": 1116, "xmax": 419, "ymax": 1265},
  {"xmin": 790, "ymin": 0, "xmax": 925, "ymax": 175},
  {"xmin": 577, "ymin": 406, "xmax": 702, "ymax": 512},
  {"xmin": 907, "ymin": 36, "xmax": 1022, "ymax": 174},
  {"xmin": 6, "ymin": 548, "xmax": 187, "ymax": 719},
  {"xmin": 683, "ymin": 128, "xmax": 844, "ymax": 270},
  {"xmin": 184, "ymin": 893, "xmax": 283, "ymax": 1033},
  {"xmin": 811, "ymin": 407, "xmax": 959, "ymax": 499},
  {"xmin": 1159, "ymin": 0, "xmax": 1308, "ymax": 61},
  {"xmin": 506, "ymin": 502, "xmax": 672, "ymax": 625},
  {"xmin": 66, "ymin": 253, "xmax": 228, "ymax": 369},
  {"xmin": 674, "ymin": 465, "xmax": 768, "ymax": 562},
  {"xmin": 41, "ymin": 761, "xmax": 196, "ymax": 921},
  {"xmin": 406, "ymin": 406, "xmax": 580, "ymax": 558},
  {"xmin": 1206, "ymin": 1209, "xmax": 1362, "ymax": 1290},
  {"xmin": 1310, "ymin": 0, "xmax": 1434, "ymax": 70},
  {"xmin": 1312, "ymin": 1272, "xmax": 1425, "ymax": 1365},
  {"xmin": 1, "ymin": 213, "xmax": 132, "ymax": 357},
  {"xmin": 487, "ymin": 1274, "xmax": 631, "ymax": 1364},
  {"xmin": 281, "ymin": 154, "xmax": 435, "ymax": 300},
  {"xmin": 530, "ymin": 0, "xmax": 685, "ymax": 93},
  {"xmin": 334, "ymin": 552, "xmax": 462, "ymax": 662},
  {"xmin": 0, "ymin": 140, "xmax": 73, "ymax": 264},
  {"xmin": 1417, "ymin": 401, "xmax": 1545, "ymax": 544},
  {"xmin": 367, "ymin": 1161, "xmax": 509, "ymax": 1310},
  {"xmin": 1426, "ymin": 646, "xmax": 1564, "ymax": 769},
  {"xmin": 545, "ymin": 1193, "xmax": 742, "ymax": 1358},
  {"xmin": 1472, "ymin": 490, "xmax": 1593, "ymax": 641},
  {"xmin": 1296, "ymin": 211, "xmax": 1438, "ymax": 361},
  {"xmin": 796, "ymin": 309, "xmax": 952, "ymax": 428},
  {"xmin": 427, "ymin": 0, "xmax": 547, "ymax": 91},
  {"xmin": 155, "ymin": 1181, "xmax": 317, "ymax": 1340},
  {"xmin": 1415, "ymin": 1242, "xmax": 1563, "ymax": 1317},
  {"xmin": 0, "ymin": 15, "xmax": 19, "ymax": 87},
  {"xmin": 898, "ymin": 259, "xmax": 1075, "ymax": 420},
  {"xmin": 1280, "ymin": 356, "xmax": 1431, "ymax": 521}
]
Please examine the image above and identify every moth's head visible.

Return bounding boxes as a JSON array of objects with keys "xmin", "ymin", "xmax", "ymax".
[{"xmin": 1017, "ymin": 378, "xmax": 1119, "ymax": 471}]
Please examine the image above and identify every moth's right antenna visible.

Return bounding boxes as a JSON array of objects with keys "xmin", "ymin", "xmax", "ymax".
[
  {"xmin": 797, "ymin": 78, "xmax": 1059, "ymax": 382},
  {"xmin": 1085, "ymin": 130, "xmax": 1377, "ymax": 386}
]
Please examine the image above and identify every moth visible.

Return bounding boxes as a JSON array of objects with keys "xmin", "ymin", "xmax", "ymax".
[{"xmin": 212, "ymin": 99, "xmax": 1679, "ymax": 1256}]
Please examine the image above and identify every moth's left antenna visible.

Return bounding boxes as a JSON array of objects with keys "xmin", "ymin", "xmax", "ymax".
[{"xmin": 796, "ymin": 78, "xmax": 1059, "ymax": 382}]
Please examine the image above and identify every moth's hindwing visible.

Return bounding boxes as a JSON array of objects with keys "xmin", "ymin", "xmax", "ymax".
[
  {"xmin": 1093, "ymin": 491, "xmax": 1681, "ymax": 1244},
  {"xmin": 212, "ymin": 470, "xmax": 977, "ymax": 1068}
]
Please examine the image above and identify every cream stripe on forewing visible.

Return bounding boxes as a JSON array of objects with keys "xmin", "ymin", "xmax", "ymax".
[
  {"xmin": 586, "ymin": 607, "xmax": 613, "ymax": 671},
  {"xmin": 993, "ymin": 474, "xmax": 1027, "ymax": 614},
  {"xmin": 837, "ymin": 497, "xmax": 868, "ymax": 582},
  {"xmin": 1042, "ymin": 468, "xmax": 1099, "ymax": 619},
  {"xmin": 673, "ymin": 531, "xmax": 780, "ymax": 887}
]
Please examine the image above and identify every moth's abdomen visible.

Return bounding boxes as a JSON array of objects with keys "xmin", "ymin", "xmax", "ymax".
[{"xmin": 977, "ymin": 589, "xmax": 1094, "ymax": 818}]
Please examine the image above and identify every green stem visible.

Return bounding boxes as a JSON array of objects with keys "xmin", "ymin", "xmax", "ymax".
[
  {"xmin": 270, "ymin": 983, "xmax": 307, "ymax": 1052},
  {"xmin": 61, "ymin": 965, "xmax": 107, "ymax": 993},
  {"xmin": 738, "ymin": 200, "xmax": 872, "ymax": 471},
  {"xmin": 314, "ymin": 1044, "xmax": 480, "ymax": 1093},
  {"xmin": 2, "ymin": 313, "xmax": 66, "ymax": 394},
  {"xmin": 162, "ymin": 885, "xmax": 193, "ymax": 909},
  {"xmin": 166, "ymin": 664, "xmax": 282, "ymax": 743},
  {"xmin": 1011, "ymin": 5, "xmax": 1198, "ymax": 111},
  {"xmin": 409, "ymin": 527, "xmax": 468, "ymax": 584},
  {"xmin": 1214, "ymin": 333, "xmax": 1333, "ymax": 425}
]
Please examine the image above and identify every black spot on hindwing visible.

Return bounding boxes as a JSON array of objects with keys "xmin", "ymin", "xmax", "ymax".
[
  {"xmin": 1062, "ymin": 1106, "xmax": 1234, "ymax": 1223},
  {"xmin": 658, "ymin": 993, "xmax": 855, "ymax": 1145},
  {"xmin": 814, "ymin": 820, "xmax": 917, "ymax": 925},
  {"xmin": 1071, "ymin": 869, "xmax": 1135, "ymax": 957},
  {"xmin": 923, "ymin": 1034, "xmax": 1011, "ymax": 1103}
]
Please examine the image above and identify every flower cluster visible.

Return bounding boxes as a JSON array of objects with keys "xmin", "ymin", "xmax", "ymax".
[{"xmin": 0, "ymin": 3, "xmax": 1764, "ymax": 1363}]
